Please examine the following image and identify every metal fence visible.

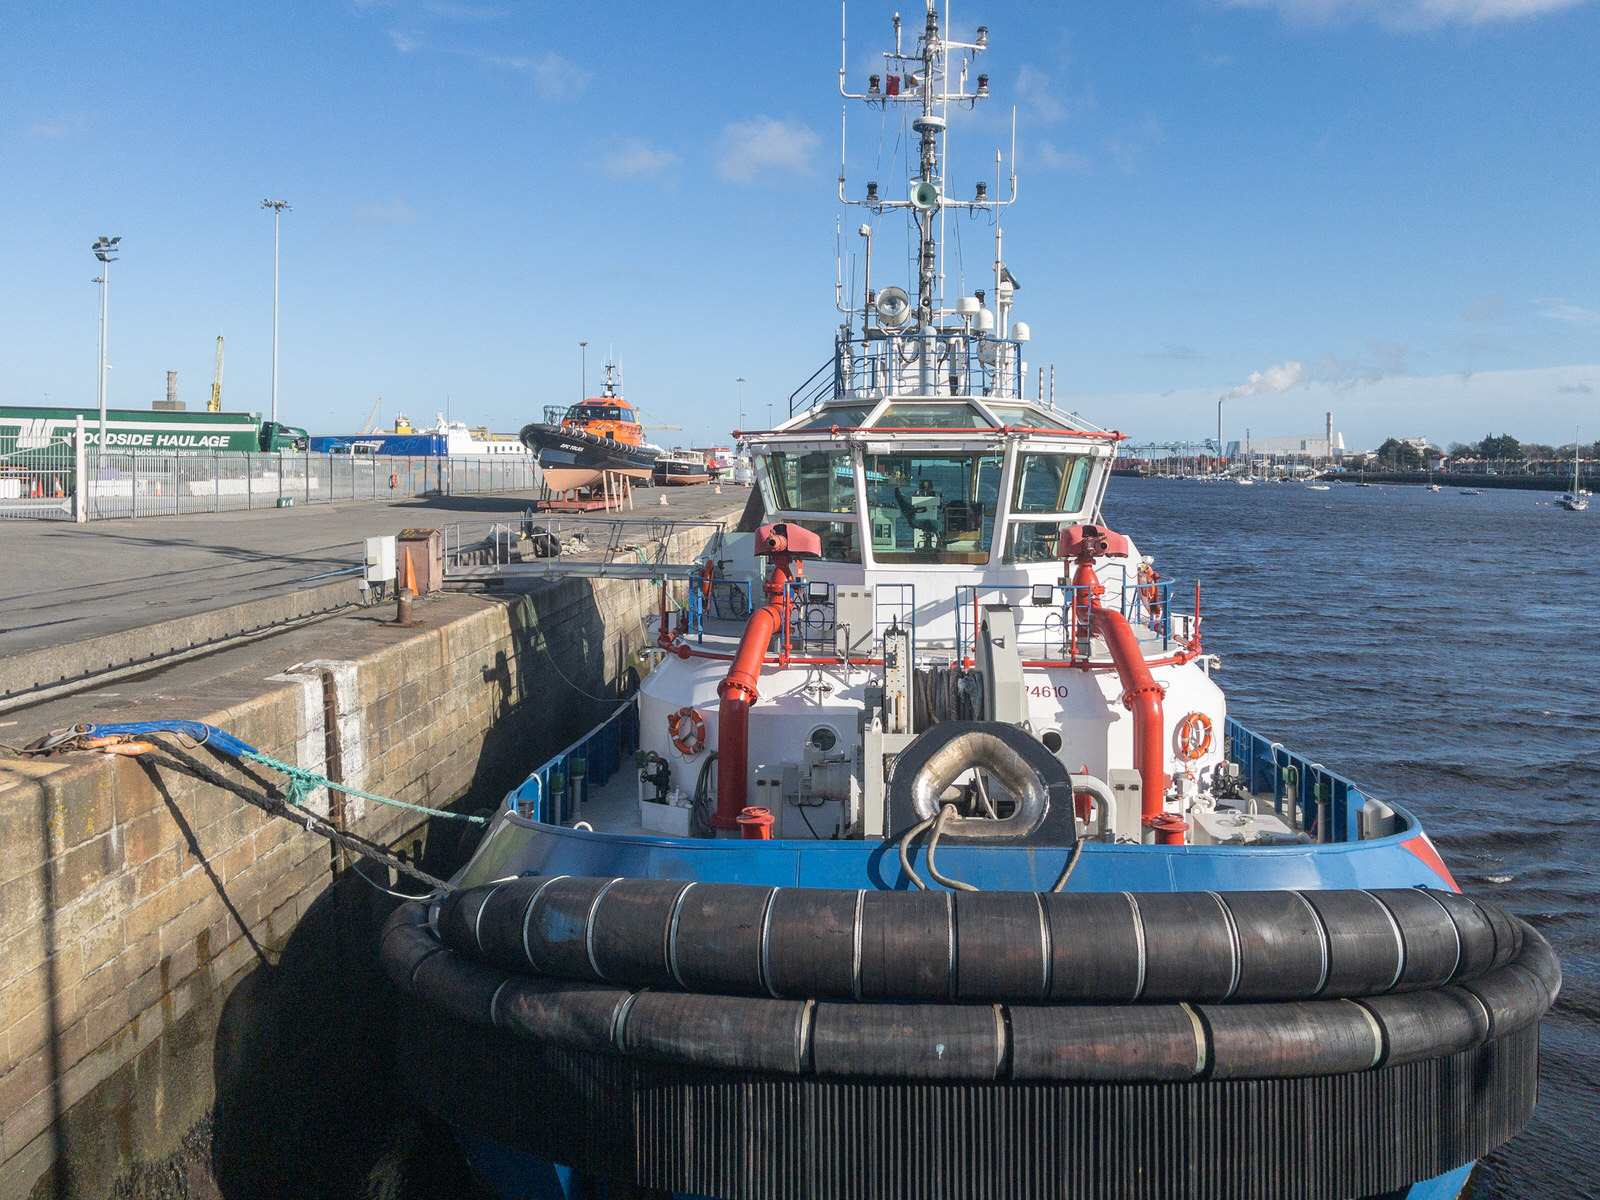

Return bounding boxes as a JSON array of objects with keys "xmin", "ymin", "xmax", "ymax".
[
  {"xmin": 61, "ymin": 450, "xmax": 539, "ymax": 521},
  {"xmin": 0, "ymin": 435, "xmax": 77, "ymax": 520}
]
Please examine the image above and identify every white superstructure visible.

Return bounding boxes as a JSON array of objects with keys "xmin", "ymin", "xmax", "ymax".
[{"xmin": 627, "ymin": 2, "xmax": 1238, "ymax": 849}]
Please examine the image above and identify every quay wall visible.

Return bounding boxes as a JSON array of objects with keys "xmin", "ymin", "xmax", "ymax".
[{"xmin": 0, "ymin": 557, "xmax": 703, "ymax": 1199}]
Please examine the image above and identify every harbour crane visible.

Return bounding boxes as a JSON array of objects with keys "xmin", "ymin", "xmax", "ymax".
[
  {"xmin": 636, "ymin": 408, "xmax": 682, "ymax": 431},
  {"xmin": 207, "ymin": 336, "xmax": 224, "ymax": 412}
]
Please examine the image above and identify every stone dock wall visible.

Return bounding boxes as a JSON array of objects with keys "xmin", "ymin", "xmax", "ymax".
[{"xmin": 0, "ymin": 564, "xmax": 692, "ymax": 1199}]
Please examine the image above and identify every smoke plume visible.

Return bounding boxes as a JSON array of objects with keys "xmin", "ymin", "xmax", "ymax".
[{"xmin": 1220, "ymin": 360, "xmax": 1306, "ymax": 401}]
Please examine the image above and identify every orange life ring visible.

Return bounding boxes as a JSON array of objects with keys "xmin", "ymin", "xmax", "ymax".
[
  {"xmin": 698, "ymin": 559, "xmax": 716, "ymax": 603},
  {"xmin": 388, "ymin": 473, "xmax": 399, "ymax": 489},
  {"xmin": 1175, "ymin": 711, "xmax": 1213, "ymax": 761},
  {"xmin": 1137, "ymin": 561, "xmax": 1162, "ymax": 608},
  {"xmin": 667, "ymin": 706, "xmax": 706, "ymax": 755}
]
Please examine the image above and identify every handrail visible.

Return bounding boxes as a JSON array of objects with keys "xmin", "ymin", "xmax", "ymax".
[
  {"xmin": 955, "ymin": 576, "xmax": 1178, "ymax": 664},
  {"xmin": 508, "ymin": 699, "xmax": 638, "ymax": 823},
  {"xmin": 1223, "ymin": 718, "xmax": 1371, "ymax": 843},
  {"xmin": 788, "ymin": 356, "xmax": 838, "ymax": 416}
]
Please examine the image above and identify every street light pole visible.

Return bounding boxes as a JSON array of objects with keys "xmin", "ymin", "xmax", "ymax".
[
  {"xmin": 737, "ymin": 377, "xmax": 745, "ymax": 430},
  {"xmin": 261, "ymin": 200, "xmax": 291, "ymax": 424},
  {"xmin": 579, "ymin": 341, "xmax": 588, "ymax": 400},
  {"xmin": 91, "ymin": 236, "xmax": 121, "ymax": 452}
]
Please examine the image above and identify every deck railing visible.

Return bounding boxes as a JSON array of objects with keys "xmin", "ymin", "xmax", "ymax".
[
  {"xmin": 508, "ymin": 700, "xmax": 639, "ymax": 824},
  {"xmin": 1223, "ymin": 718, "xmax": 1371, "ymax": 843},
  {"xmin": 954, "ymin": 571, "xmax": 1183, "ymax": 664},
  {"xmin": 788, "ymin": 334, "xmax": 1029, "ymax": 417}
]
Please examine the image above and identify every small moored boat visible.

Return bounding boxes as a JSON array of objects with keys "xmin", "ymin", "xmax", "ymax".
[{"xmin": 652, "ymin": 448, "xmax": 712, "ymax": 486}]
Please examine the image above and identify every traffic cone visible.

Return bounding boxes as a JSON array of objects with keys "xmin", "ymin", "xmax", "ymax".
[
  {"xmin": 714, "ymin": 484, "xmax": 722, "ymax": 494},
  {"xmin": 394, "ymin": 548, "xmax": 418, "ymax": 626},
  {"xmin": 51, "ymin": 476, "xmax": 63, "ymax": 497},
  {"xmin": 29, "ymin": 478, "xmax": 41, "ymax": 498},
  {"xmin": 659, "ymin": 492, "xmax": 668, "ymax": 506}
]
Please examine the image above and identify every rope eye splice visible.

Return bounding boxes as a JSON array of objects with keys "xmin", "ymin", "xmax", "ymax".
[{"xmin": 17, "ymin": 720, "xmax": 490, "ymax": 894}]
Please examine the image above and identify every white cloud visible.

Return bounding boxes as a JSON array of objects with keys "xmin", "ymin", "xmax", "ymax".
[
  {"xmin": 1035, "ymin": 140, "xmax": 1092, "ymax": 172},
  {"xmin": 1105, "ymin": 118, "xmax": 1165, "ymax": 173},
  {"xmin": 353, "ymin": 199, "xmax": 417, "ymax": 224},
  {"xmin": 375, "ymin": 15, "xmax": 587, "ymax": 100},
  {"xmin": 422, "ymin": 1, "xmax": 506, "ymax": 19},
  {"xmin": 482, "ymin": 51, "xmax": 590, "ymax": 99},
  {"xmin": 1222, "ymin": 0, "xmax": 1594, "ymax": 28},
  {"xmin": 1466, "ymin": 291, "xmax": 1504, "ymax": 322},
  {"xmin": 1536, "ymin": 299, "xmax": 1600, "ymax": 326},
  {"xmin": 714, "ymin": 118, "xmax": 821, "ymax": 185},
  {"xmin": 600, "ymin": 138, "xmax": 679, "ymax": 179},
  {"xmin": 27, "ymin": 114, "xmax": 82, "ymax": 139},
  {"xmin": 1015, "ymin": 66, "xmax": 1068, "ymax": 124},
  {"xmin": 1314, "ymin": 341, "xmax": 1410, "ymax": 385}
]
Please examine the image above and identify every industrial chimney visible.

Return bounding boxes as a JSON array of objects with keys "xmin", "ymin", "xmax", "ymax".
[{"xmin": 154, "ymin": 370, "xmax": 185, "ymax": 412}]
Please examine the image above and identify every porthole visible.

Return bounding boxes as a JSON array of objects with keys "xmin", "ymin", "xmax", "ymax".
[
  {"xmin": 1041, "ymin": 730, "xmax": 1063, "ymax": 754},
  {"xmin": 809, "ymin": 727, "xmax": 838, "ymax": 752}
]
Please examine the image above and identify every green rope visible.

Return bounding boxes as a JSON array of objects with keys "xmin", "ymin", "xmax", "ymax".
[{"xmin": 238, "ymin": 751, "xmax": 490, "ymax": 823}]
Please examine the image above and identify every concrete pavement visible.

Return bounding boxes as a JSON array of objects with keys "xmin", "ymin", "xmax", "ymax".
[{"xmin": 2, "ymin": 483, "xmax": 751, "ymax": 663}]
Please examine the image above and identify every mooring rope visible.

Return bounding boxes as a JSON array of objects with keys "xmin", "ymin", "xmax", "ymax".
[
  {"xmin": 143, "ymin": 737, "xmax": 455, "ymax": 892},
  {"xmin": 235, "ymin": 749, "xmax": 488, "ymax": 825}
]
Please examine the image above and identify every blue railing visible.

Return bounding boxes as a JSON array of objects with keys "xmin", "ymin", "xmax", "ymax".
[
  {"xmin": 686, "ymin": 574, "xmax": 755, "ymax": 642},
  {"xmin": 508, "ymin": 699, "xmax": 639, "ymax": 823},
  {"xmin": 1223, "ymin": 718, "xmax": 1368, "ymax": 843}
]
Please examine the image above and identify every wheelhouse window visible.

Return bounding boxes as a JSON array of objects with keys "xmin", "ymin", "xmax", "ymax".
[
  {"xmin": 985, "ymin": 404, "xmax": 1072, "ymax": 431},
  {"xmin": 1005, "ymin": 521, "xmax": 1077, "ymax": 563},
  {"xmin": 565, "ymin": 405, "xmax": 628, "ymax": 423},
  {"xmin": 788, "ymin": 519, "xmax": 861, "ymax": 564},
  {"xmin": 875, "ymin": 402, "xmax": 993, "ymax": 430},
  {"xmin": 862, "ymin": 450, "xmax": 1003, "ymax": 564},
  {"xmin": 792, "ymin": 405, "xmax": 872, "ymax": 430},
  {"xmin": 1013, "ymin": 453, "xmax": 1092, "ymax": 514},
  {"xmin": 761, "ymin": 450, "xmax": 855, "ymax": 514}
]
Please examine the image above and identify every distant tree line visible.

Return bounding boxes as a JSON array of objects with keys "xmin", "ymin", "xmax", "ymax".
[{"xmin": 1370, "ymin": 433, "xmax": 1596, "ymax": 474}]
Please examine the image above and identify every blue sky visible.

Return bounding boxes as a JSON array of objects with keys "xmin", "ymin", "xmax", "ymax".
[{"xmin": 3, "ymin": 0, "xmax": 1597, "ymax": 451}]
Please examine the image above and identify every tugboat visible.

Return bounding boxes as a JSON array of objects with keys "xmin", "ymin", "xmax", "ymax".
[
  {"xmin": 519, "ymin": 360, "xmax": 658, "ymax": 492},
  {"xmin": 385, "ymin": 7, "xmax": 1557, "ymax": 1199}
]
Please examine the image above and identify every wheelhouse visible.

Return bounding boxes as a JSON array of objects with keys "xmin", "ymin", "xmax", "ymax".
[{"xmin": 751, "ymin": 394, "xmax": 1117, "ymax": 570}]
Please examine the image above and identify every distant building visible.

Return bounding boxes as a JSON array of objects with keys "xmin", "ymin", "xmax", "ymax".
[{"xmin": 1225, "ymin": 432, "xmax": 1345, "ymax": 460}]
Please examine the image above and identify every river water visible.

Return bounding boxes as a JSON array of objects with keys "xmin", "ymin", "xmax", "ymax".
[{"xmin": 1111, "ymin": 476, "xmax": 1597, "ymax": 1199}]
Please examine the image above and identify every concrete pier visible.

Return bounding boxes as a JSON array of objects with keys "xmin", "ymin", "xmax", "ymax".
[{"xmin": 0, "ymin": 486, "xmax": 740, "ymax": 1197}]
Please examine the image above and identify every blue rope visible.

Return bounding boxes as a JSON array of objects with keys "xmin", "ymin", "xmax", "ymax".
[{"xmin": 81, "ymin": 721, "xmax": 258, "ymax": 759}]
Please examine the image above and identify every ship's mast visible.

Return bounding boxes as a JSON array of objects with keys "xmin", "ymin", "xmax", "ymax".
[{"xmin": 838, "ymin": 2, "xmax": 1019, "ymax": 398}]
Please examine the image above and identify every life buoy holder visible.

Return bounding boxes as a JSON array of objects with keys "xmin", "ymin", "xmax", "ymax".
[
  {"xmin": 1137, "ymin": 561, "xmax": 1163, "ymax": 613},
  {"xmin": 1175, "ymin": 711, "xmax": 1213, "ymax": 761},
  {"xmin": 388, "ymin": 473, "xmax": 399, "ymax": 489},
  {"xmin": 667, "ymin": 706, "xmax": 706, "ymax": 755}
]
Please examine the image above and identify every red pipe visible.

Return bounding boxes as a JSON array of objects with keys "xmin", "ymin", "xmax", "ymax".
[
  {"xmin": 713, "ymin": 530, "xmax": 809, "ymax": 832},
  {"xmin": 1090, "ymin": 603, "xmax": 1169, "ymax": 837},
  {"xmin": 712, "ymin": 603, "xmax": 781, "ymax": 831}
]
